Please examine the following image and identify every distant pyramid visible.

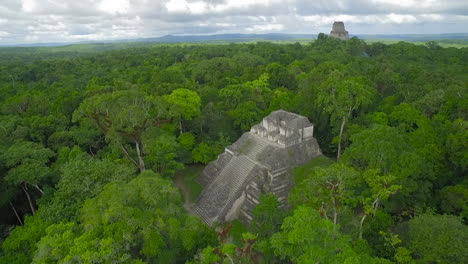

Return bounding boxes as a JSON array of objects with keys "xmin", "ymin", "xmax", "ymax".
[{"xmin": 330, "ymin": 21, "xmax": 349, "ymax": 40}]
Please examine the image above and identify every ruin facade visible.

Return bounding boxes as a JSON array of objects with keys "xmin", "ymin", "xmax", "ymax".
[
  {"xmin": 330, "ymin": 21, "xmax": 349, "ymax": 40},
  {"xmin": 192, "ymin": 110, "xmax": 322, "ymax": 226}
]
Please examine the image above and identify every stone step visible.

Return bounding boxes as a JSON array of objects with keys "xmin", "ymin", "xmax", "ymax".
[
  {"xmin": 243, "ymin": 136, "xmax": 272, "ymax": 160},
  {"xmin": 193, "ymin": 155, "xmax": 257, "ymax": 225}
]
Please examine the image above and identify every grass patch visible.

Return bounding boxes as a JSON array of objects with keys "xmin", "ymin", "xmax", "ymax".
[
  {"xmin": 174, "ymin": 165, "xmax": 204, "ymax": 203},
  {"xmin": 293, "ymin": 155, "xmax": 335, "ymax": 184}
]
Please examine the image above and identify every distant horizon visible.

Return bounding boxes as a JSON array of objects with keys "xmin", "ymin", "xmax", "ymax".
[{"xmin": 1, "ymin": 32, "xmax": 468, "ymax": 47}]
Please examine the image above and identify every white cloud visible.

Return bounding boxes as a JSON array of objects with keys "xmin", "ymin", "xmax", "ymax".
[
  {"xmin": 384, "ymin": 13, "xmax": 417, "ymax": 24},
  {"xmin": 0, "ymin": 0, "xmax": 467, "ymax": 44},
  {"xmin": 165, "ymin": 0, "xmax": 279, "ymax": 15},
  {"xmin": 246, "ymin": 23, "xmax": 285, "ymax": 31},
  {"xmin": 21, "ymin": 0, "xmax": 36, "ymax": 12},
  {"xmin": 98, "ymin": 0, "xmax": 130, "ymax": 15}
]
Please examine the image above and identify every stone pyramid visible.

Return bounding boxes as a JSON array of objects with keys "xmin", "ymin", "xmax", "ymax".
[{"xmin": 192, "ymin": 110, "xmax": 322, "ymax": 225}]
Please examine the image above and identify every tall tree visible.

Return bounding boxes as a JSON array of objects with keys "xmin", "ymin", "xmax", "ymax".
[
  {"xmin": 270, "ymin": 207, "xmax": 384, "ymax": 264},
  {"xmin": 1, "ymin": 141, "xmax": 55, "ymax": 214},
  {"xmin": 316, "ymin": 73, "xmax": 376, "ymax": 159},
  {"xmin": 73, "ymin": 89, "xmax": 166, "ymax": 171},
  {"xmin": 357, "ymin": 170, "xmax": 401, "ymax": 239},
  {"xmin": 163, "ymin": 88, "xmax": 201, "ymax": 135},
  {"xmin": 290, "ymin": 163, "xmax": 358, "ymax": 226}
]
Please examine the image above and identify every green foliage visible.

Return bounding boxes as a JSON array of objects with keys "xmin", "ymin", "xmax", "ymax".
[
  {"xmin": 194, "ymin": 246, "xmax": 220, "ymax": 264},
  {"xmin": 403, "ymin": 214, "xmax": 468, "ymax": 263},
  {"xmin": 178, "ymin": 132, "xmax": 196, "ymax": 150},
  {"xmin": 174, "ymin": 165, "xmax": 203, "ymax": 203},
  {"xmin": 445, "ymin": 119, "xmax": 467, "ymax": 172},
  {"xmin": 0, "ymin": 216, "xmax": 51, "ymax": 264},
  {"xmin": 38, "ymin": 153, "xmax": 136, "ymax": 222},
  {"xmin": 250, "ymin": 193, "xmax": 288, "ymax": 261},
  {"xmin": 251, "ymin": 193, "xmax": 287, "ymax": 239},
  {"xmin": 342, "ymin": 125, "xmax": 407, "ymax": 174},
  {"xmin": 394, "ymin": 247, "xmax": 415, "ymax": 264},
  {"xmin": 228, "ymin": 101, "xmax": 263, "ymax": 131},
  {"xmin": 142, "ymin": 130, "xmax": 183, "ymax": 177},
  {"xmin": 290, "ymin": 163, "xmax": 358, "ymax": 225},
  {"xmin": 267, "ymin": 88, "xmax": 296, "ymax": 113},
  {"xmin": 1, "ymin": 141, "xmax": 55, "ymax": 186},
  {"xmin": 33, "ymin": 171, "xmax": 215, "ymax": 263},
  {"xmin": 438, "ymin": 184, "xmax": 468, "ymax": 216},
  {"xmin": 293, "ymin": 155, "xmax": 335, "ymax": 184},
  {"xmin": 316, "ymin": 74, "xmax": 375, "ymax": 122},
  {"xmin": 271, "ymin": 207, "xmax": 380, "ymax": 264},
  {"xmin": 360, "ymin": 170, "xmax": 401, "ymax": 215},
  {"xmin": 192, "ymin": 143, "xmax": 214, "ymax": 164},
  {"xmin": 315, "ymin": 73, "xmax": 376, "ymax": 158},
  {"xmin": 163, "ymin": 88, "xmax": 201, "ymax": 121},
  {"xmin": 0, "ymin": 38, "xmax": 466, "ymax": 264}
]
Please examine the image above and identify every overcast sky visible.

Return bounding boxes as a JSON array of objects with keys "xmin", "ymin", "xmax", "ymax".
[{"xmin": 0, "ymin": 0, "xmax": 467, "ymax": 44}]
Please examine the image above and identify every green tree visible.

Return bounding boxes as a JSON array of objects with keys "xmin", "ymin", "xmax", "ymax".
[
  {"xmin": 403, "ymin": 214, "xmax": 468, "ymax": 263},
  {"xmin": 316, "ymin": 74, "xmax": 375, "ymax": 159},
  {"xmin": 438, "ymin": 184, "xmax": 468, "ymax": 216},
  {"xmin": 192, "ymin": 143, "xmax": 214, "ymax": 164},
  {"xmin": 38, "ymin": 152, "xmax": 135, "ymax": 222},
  {"xmin": 251, "ymin": 193, "xmax": 287, "ymax": 238},
  {"xmin": 250, "ymin": 193, "xmax": 288, "ymax": 261},
  {"xmin": 1, "ymin": 141, "xmax": 55, "ymax": 214},
  {"xmin": 178, "ymin": 132, "xmax": 196, "ymax": 150},
  {"xmin": 0, "ymin": 216, "xmax": 51, "ymax": 264},
  {"xmin": 271, "ymin": 207, "xmax": 380, "ymax": 264},
  {"xmin": 342, "ymin": 125, "xmax": 408, "ymax": 175},
  {"xmin": 357, "ymin": 170, "xmax": 401, "ymax": 239},
  {"xmin": 163, "ymin": 88, "xmax": 201, "ymax": 134},
  {"xmin": 290, "ymin": 163, "xmax": 358, "ymax": 225},
  {"xmin": 142, "ymin": 131, "xmax": 183, "ymax": 177},
  {"xmin": 73, "ymin": 89, "xmax": 164, "ymax": 171},
  {"xmin": 228, "ymin": 101, "xmax": 263, "ymax": 131}
]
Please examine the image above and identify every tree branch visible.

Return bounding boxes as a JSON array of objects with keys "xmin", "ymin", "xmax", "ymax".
[
  {"xmin": 33, "ymin": 184, "xmax": 44, "ymax": 194},
  {"xmin": 120, "ymin": 144, "xmax": 140, "ymax": 168}
]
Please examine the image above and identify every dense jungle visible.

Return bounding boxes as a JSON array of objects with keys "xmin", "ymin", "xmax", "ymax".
[{"xmin": 0, "ymin": 35, "xmax": 467, "ymax": 263}]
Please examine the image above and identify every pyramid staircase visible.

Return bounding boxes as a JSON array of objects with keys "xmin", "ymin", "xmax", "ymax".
[{"xmin": 192, "ymin": 134, "xmax": 278, "ymax": 225}]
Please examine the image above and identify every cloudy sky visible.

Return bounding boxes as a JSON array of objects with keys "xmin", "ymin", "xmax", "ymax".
[{"xmin": 0, "ymin": 0, "xmax": 467, "ymax": 44}]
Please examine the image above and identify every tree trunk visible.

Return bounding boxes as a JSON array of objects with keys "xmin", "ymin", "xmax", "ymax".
[
  {"xmin": 359, "ymin": 214, "xmax": 367, "ymax": 240},
  {"xmin": 319, "ymin": 202, "xmax": 329, "ymax": 220},
  {"xmin": 121, "ymin": 144, "xmax": 140, "ymax": 168},
  {"xmin": 9, "ymin": 74, "xmax": 15, "ymax": 88},
  {"xmin": 372, "ymin": 198, "xmax": 380, "ymax": 212},
  {"xmin": 332, "ymin": 197, "xmax": 338, "ymax": 225},
  {"xmin": 179, "ymin": 118, "xmax": 183, "ymax": 135},
  {"xmin": 337, "ymin": 116, "xmax": 346, "ymax": 160},
  {"xmin": 9, "ymin": 202, "xmax": 23, "ymax": 225},
  {"xmin": 22, "ymin": 184, "xmax": 35, "ymax": 215},
  {"xmin": 135, "ymin": 141, "xmax": 146, "ymax": 171}
]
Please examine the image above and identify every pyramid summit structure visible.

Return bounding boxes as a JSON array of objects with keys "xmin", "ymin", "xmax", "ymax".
[
  {"xmin": 192, "ymin": 110, "xmax": 322, "ymax": 225},
  {"xmin": 330, "ymin": 21, "xmax": 349, "ymax": 40}
]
